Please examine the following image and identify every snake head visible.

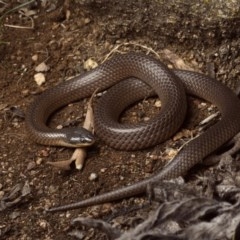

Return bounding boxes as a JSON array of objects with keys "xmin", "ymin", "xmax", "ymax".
[{"xmin": 64, "ymin": 128, "xmax": 95, "ymax": 147}]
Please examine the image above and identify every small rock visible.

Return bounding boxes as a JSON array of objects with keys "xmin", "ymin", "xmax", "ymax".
[
  {"xmin": 32, "ymin": 54, "xmax": 38, "ymax": 61},
  {"xmin": 83, "ymin": 58, "xmax": 98, "ymax": 71},
  {"xmin": 149, "ymin": 154, "xmax": 159, "ymax": 160},
  {"xmin": 143, "ymin": 117, "xmax": 150, "ymax": 122},
  {"xmin": 27, "ymin": 161, "xmax": 36, "ymax": 171},
  {"xmin": 35, "ymin": 62, "xmax": 50, "ymax": 72},
  {"xmin": 166, "ymin": 148, "xmax": 178, "ymax": 158},
  {"xmin": 66, "ymin": 212, "xmax": 71, "ymax": 218},
  {"xmin": 154, "ymin": 100, "xmax": 161, "ymax": 108},
  {"xmin": 89, "ymin": 173, "xmax": 98, "ymax": 181},
  {"xmin": 84, "ymin": 18, "xmax": 91, "ymax": 24},
  {"xmin": 173, "ymin": 129, "xmax": 192, "ymax": 141},
  {"xmin": 200, "ymin": 102, "xmax": 207, "ymax": 107},
  {"xmin": 208, "ymin": 106, "xmax": 214, "ymax": 112},
  {"xmin": 34, "ymin": 73, "xmax": 46, "ymax": 86},
  {"xmin": 36, "ymin": 157, "xmax": 43, "ymax": 165},
  {"xmin": 96, "ymin": 91, "xmax": 105, "ymax": 97},
  {"xmin": 100, "ymin": 168, "xmax": 107, "ymax": 173},
  {"xmin": 39, "ymin": 220, "xmax": 47, "ymax": 229}
]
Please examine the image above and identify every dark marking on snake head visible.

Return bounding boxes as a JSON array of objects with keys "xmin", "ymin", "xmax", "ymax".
[{"xmin": 66, "ymin": 128, "xmax": 95, "ymax": 146}]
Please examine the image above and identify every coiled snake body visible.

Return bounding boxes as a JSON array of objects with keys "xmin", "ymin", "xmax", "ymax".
[{"xmin": 26, "ymin": 53, "xmax": 240, "ymax": 212}]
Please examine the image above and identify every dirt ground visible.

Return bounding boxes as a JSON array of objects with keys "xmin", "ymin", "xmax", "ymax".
[{"xmin": 1, "ymin": 1, "xmax": 240, "ymax": 240}]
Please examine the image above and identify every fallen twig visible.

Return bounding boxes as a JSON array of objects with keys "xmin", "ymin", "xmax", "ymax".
[
  {"xmin": 0, "ymin": 0, "xmax": 35, "ymax": 21},
  {"xmin": 4, "ymin": 22, "xmax": 34, "ymax": 29}
]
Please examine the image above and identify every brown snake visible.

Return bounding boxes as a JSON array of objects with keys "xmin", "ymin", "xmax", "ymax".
[{"xmin": 25, "ymin": 53, "xmax": 240, "ymax": 212}]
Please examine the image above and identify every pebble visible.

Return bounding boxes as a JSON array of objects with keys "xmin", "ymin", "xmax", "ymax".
[
  {"xmin": 36, "ymin": 157, "xmax": 43, "ymax": 165},
  {"xmin": 83, "ymin": 58, "xmax": 98, "ymax": 71},
  {"xmin": 166, "ymin": 148, "xmax": 178, "ymax": 158},
  {"xmin": 32, "ymin": 54, "xmax": 38, "ymax": 61},
  {"xmin": 35, "ymin": 62, "xmax": 50, "ymax": 72},
  {"xmin": 148, "ymin": 154, "xmax": 159, "ymax": 160},
  {"xmin": 200, "ymin": 102, "xmax": 207, "ymax": 107},
  {"xmin": 89, "ymin": 173, "xmax": 98, "ymax": 181},
  {"xmin": 154, "ymin": 100, "xmax": 161, "ymax": 107},
  {"xmin": 208, "ymin": 106, "xmax": 214, "ymax": 112},
  {"xmin": 27, "ymin": 161, "xmax": 36, "ymax": 171},
  {"xmin": 84, "ymin": 18, "xmax": 91, "ymax": 24},
  {"xmin": 34, "ymin": 73, "xmax": 46, "ymax": 86},
  {"xmin": 143, "ymin": 117, "xmax": 150, "ymax": 122},
  {"xmin": 66, "ymin": 212, "xmax": 71, "ymax": 218},
  {"xmin": 39, "ymin": 220, "xmax": 47, "ymax": 229}
]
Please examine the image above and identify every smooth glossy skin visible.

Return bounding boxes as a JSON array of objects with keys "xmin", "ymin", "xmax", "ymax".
[
  {"xmin": 25, "ymin": 53, "xmax": 240, "ymax": 212},
  {"xmin": 26, "ymin": 53, "xmax": 186, "ymax": 149}
]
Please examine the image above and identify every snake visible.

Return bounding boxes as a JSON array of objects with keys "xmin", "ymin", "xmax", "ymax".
[{"xmin": 25, "ymin": 52, "xmax": 240, "ymax": 212}]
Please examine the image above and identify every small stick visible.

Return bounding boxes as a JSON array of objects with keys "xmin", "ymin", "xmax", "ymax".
[{"xmin": 74, "ymin": 90, "xmax": 95, "ymax": 169}]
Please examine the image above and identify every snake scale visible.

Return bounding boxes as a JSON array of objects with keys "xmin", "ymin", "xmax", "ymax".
[{"xmin": 25, "ymin": 53, "xmax": 240, "ymax": 212}]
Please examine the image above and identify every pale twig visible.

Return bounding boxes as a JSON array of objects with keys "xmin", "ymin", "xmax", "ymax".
[
  {"xmin": 4, "ymin": 6, "xmax": 35, "ymax": 29},
  {"xmin": 74, "ymin": 89, "xmax": 96, "ymax": 169},
  {"xmin": 102, "ymin": 42, "xmax": 161, "ymax": 63},
  {"xmin": 4, "ymin": 23, "xmax": 34, "ymax": 29},
  {"xmin": 0, "ymin": 0, "xmax": 35, "ymax": 21}
]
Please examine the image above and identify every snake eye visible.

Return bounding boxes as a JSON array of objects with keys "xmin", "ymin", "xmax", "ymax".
[{"xmin": 66, "ymin": 128, "xmax": 95, "ymax": 146}]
